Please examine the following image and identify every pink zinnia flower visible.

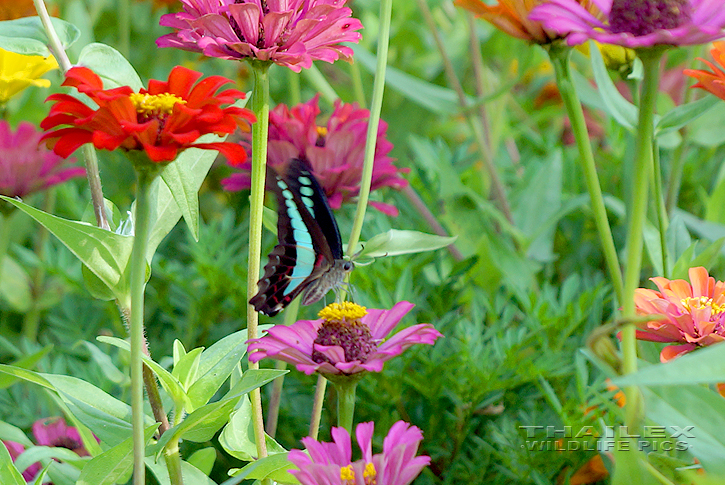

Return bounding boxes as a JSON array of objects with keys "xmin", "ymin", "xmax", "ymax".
[
  {"xmin": 0, "ymin": 121, "xmax": 84, "ymax": 199},
  {"xmin": 247, "ymin": 301, "xmax": 442, "ymax": 375},
  {"xmin": 530, "ymin": 0, "xmax": 725, "ymax": 48},
  {"xmin": 288, "ymin": 421, "xmax": 430, "ymax": 485},
  {"xmin": 223, "ymin": 95, "xmax": 408, "ymax": 216},
  {"xmin": 156, "ymin": 0, "xmax": 363, "ymax": 72},
  {"xmin": 2, "ymin": 417, "xmax": 97, "ymax": 482},
  {"xmin": 633, "ymin": 266, "xmax": 725, "ymax": 361}
]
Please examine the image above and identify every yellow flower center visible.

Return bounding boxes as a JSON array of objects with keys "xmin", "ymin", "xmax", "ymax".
[
  {"xmin": 681, "ymin": 296, "xmax": 725, "ymax": 315},
  {"xmin": 363, "ymin": 462, "xmax": 377, "ymax": 484},
  {"xmin": 316, "ymin": 125, "xmax": 328, "ymax": 137},
  {"xmin": 318, "ymin": 301, "xmax": 367, "ymax": 321},
  {"xmin": 129, "ymin": 92, "xmax": 186, "ymax": 118},
  {"xmin": 340, "ymin": 464, "xmax": 355, "ymax": 484}
]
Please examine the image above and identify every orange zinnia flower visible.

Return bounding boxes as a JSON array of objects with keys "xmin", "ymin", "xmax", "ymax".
[
  {"xmin": 455, "ymin": 0, "xmax": 601, "ymax": 44},
  {"xmin": 634, "ymin": 267, "xmax": 725, "ymax": 362},
  {"xmin": 41, "ymin": 66, "xmax": 255, "ymax": 164},
  {"xmin": 684, "ymin": 41, "xmax": 725, "ymax": 101}
]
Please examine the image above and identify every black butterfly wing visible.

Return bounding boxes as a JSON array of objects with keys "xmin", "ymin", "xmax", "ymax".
[{"xmin": 250, "ymin": 159, "xmax": 342, "ymax": 315}]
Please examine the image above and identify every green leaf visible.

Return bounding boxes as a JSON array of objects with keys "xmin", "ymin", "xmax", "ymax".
[
  {"xmin": 146, "ymin": 458, "xmax": 217, "ymax": 485},
  {"xmin": 355, "ymin": 230, "xmax": 456, "ymax": 260},
  {"xmin": 589, "ymin": 40, "xmax": 637, "ymax": 130},
  {"xmin": 612, "ymin": 344, "xmax": 725, "ymax": 387},
  {"xmin": 0, "ymin": 197, "xmax": 133, "ymax": 305},
  {"xmin": 172, "ymin": 347, "xmax": 203, "ymax": 392},
  {"xmin": 186, "ymin": 447, "xmax": 216, "ymax": 476},
  {"xmin": 82, "ymin": 342, "xmax": 127, "ymax": 385},
  {"xmin": 219, "ymin": 394, "xmax": 287, "ymax": 462},
  {"xmin": 77, "ymin": 43, "xmax": 143, "ymax": 91},
  {"xmin": 609, "ymin": 432, "xmax": 659, "ymax": 485},
  {"xmin": 0, "ymin": 421, "xmax": 33, "ymax": 447},
  {"xmin": 671, "ymin": 238, "xmax": 725, "ymax": 281},
  {"xmin": 186, "ymin": 329, "xmax": 252, "ymax": 409},
  {"xmin": 98, "ymin": 336, "xmax": 190, "ymax": 411},
  {"xmin": 0, "ymin": 441, "xmax": 26, "ymax": 485},
  {"xmin": 229, "ymin": 453, "xmax": 297, "ymax": 483},
  {"xmin": 160, "ymin": 158, "xmax": 205, "ymax": 242},
  {"xmin": 0, "ymin": 17, "xmax": 79, "ymax": 56},
  {"xmin": 0, "ymin": 345, "xmax": 52, "ymax": 389},
  {"xmin": 146, "ymin": 141, "xmax": 218, "ymax": 260},
  {"xmin": 14, "ymin": 446, "xmax": 86, "ymax": 474},
  {"xmin": 642, "ymin": 385, "xmax": 725, "ymax": 475},
  {"xmin": 655, "ymin": 94, "xmax": 717, "ymax": 137},
  {"xmin": 76, "ymin": 425, "xmax": 158, "ymax": 485}
]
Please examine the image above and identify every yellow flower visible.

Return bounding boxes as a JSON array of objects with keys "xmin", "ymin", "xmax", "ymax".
[
  {"xmin": 0, "ymin": 48, "xmax": 58, "ymax": 104},
  {"xmin": 577, "ymin": 41, "xmax": 636, "ymax": 74}
]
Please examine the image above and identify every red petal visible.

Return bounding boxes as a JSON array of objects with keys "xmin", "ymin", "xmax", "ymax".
[
  {"xmin": 195, "ymin": 142, "xmax": 248, "ymax": 165},
  {"xmin": 165, "ymin": 65, "xmax": 203, "ymax": 98},
  {"xmin": 142, "ymin": 143, "xmax": 179, "ymax": 162},
  {"xmin": 45, "ymin": 128, "xmax": 93, "ymax": 157}
]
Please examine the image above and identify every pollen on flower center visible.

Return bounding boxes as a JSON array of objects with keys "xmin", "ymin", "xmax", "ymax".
[
  {"xmin": 129, "ymin": 92, "xmax": 186, "ymax": 118},
  {"xmin": 313, "ymin": 302, "xmax": 374, "ymax": 365},
  {"xmin": 609, "ymin": 0, "xmax": 691, "ymax": 36},
  {"xmin": 363, "ymin": 462, "xmax": 377, "ymax": 484},
  {"xmin": 340, "ymin": 464, "xmax": 355, "ymax": 483},
  {"xmin": 681, "ymin": 296, "xmax": 725, "ymax": 315}
]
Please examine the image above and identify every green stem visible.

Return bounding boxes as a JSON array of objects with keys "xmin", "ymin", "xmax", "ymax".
[
  {"xmin": 22, "ymin": 190, "xmax": 55, "ymax": 341},
  {"xmin": 286, "ymin": 69, "xmax": 301, "ymax": 107},
  {"xmin": 129, "ymin": 168, "xmax": 157, "ymax": 485},
  {"xmin": 301, "ymin": 64, "xmax": 339, "ymax": 105},
  {"xmin": 163, "ymin": 437, "xmax": 184, "ymax": 485},
  {"xmin": 346, "ymin": 0, "xmax": 392, "ymax": 255},
  {"xmin": 265, "ymin": 297, "xmax": 300, "ymax": 437},
  {"xmin": 0, "ymin": 212, "xmax": 11, "ymax": 295},
  {"xmin": 118, "ymin": 0, "xmax": 130, "ymax": 59},
  {"xmin": 549, "ymin": 45, "xmax": 624, "ymax": 305},
  {"xmin": 247, "ymin": 61, "xmax": 271, "ymax": 462},
  {"xmin": 334, "ymin": 380, "xmax": 358, "ymax": 434},
  {"xmin": 308, "ymin": 375, "xmax": 328, "ymax": 440},
  {"xmin": 621, "ymin": 48, "xmax": 664, "ymax": 427},
  {"xmin": 349, "ymin": 59, "xmax": 366, "ymax": 107},
  {"xmin": 33, "ymin": 0, "xmax": 110, "ymax": 231},
  {"xmin": 651, "ymin": 142, "xmax": 669, "ymax": 276}
]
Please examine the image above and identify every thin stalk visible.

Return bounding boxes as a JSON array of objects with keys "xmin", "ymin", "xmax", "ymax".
[
  {"xmin": 118, "ymin": 0, "xmax": 130, "ymax": 58},
  {"xmin": 22, "ymin": 190, "xmax": 55, "ymax": 341},
  {"xmin": 163, "ymin": 438, "xmax": 184, "ymax": 485},
  {"xmin": 621, "ymin": 48, "xmax": 664, "ymax": 428},
  {"xmin": 466, "ymin": 13, "xmax": 493, "ymax": 154},
  {"xmin": 651, "ymin": 143, "xmax": 669, "ymax": 276},
  {"xmin": 33, "ymin": 0, "xmax": 110, "ymax": 230},
  {"xmin": 548, "ymin": 45, "xmax": 624, "ymax": 305},
  {"xmin": 346, "ymin": 0, "xmax": 392, "ymax": 255},
  {"xmin": 415, "ymin": 0, "xmax": 514, "ymax": 224},
  {"xmin": 0, "ymin": 212, "xmax": 11, "ymax": 294},
  {"xmin": 247, "ymin": 62, "xmax": 271, "ymax": 462},
  {"xmin": 308, "ymin": 375, "xmax": 328, "ymax": 440},
  {"xmin": 335, "ymin": 381, "xmax": 357, "ymax": 434},
  {"xmin": 349, "ymin": 59, "xmax": 366, "ymax": 107},
  {"xmin": 286, "ymin": 69, "xmax": 301, "ymax": 107},
  {"xmin": 266, "ymin": 297, "xmax": 301, "ymax": 437},
  {"xmin": 129, "ymin": 168, "xmax": 157, "ymax": 485}
]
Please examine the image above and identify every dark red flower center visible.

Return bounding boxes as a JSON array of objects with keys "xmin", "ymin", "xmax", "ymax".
[
  {"xmin": 609, "ymin": 0, "xmax": 691, "ymax": 36},
  {"xmin": 312, "ymin": 303, "xmax": 375, "ymax": 364}
]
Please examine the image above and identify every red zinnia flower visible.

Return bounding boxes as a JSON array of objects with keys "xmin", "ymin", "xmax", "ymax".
[{"xmin": 41, "ymin": 65, "xmax": 256, "ymax": 165}]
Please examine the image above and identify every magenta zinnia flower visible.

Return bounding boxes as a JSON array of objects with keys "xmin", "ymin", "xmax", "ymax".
[
  {"xmin": 633, "ymin": 266, "xmax": 725, "ymax": 362},
  {"xmin": 247, "ymin": 301, "xmax": 442, "ymax": 375},
  {"xmin": 223, "ymin": 95, "xmax": 408, "ymax": 216},
  {"xmin": 156, "ymin": 0, "xmax": 363, "ymax": 72},
  {"xmin": 288, "ymin": 421, "xmax": 430, "ymax": 485},
  {"xmin": 3, "ymin": 417, "xmax": 97, "ymax": 482},
  {"xmin": 530, "ymin": 0, "xmax": 725, "ymax": 47},
  {"xmin": 0, "ymin": 121, "xmax": 84, "ymax": 199}
]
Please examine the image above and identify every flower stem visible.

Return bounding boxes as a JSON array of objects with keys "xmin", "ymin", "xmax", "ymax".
[
  {"xmin": 308, "ymin": 375, "xmax": 328, "ymax": 440},
  {"xmin": 0, "ymin": 212, "xmax": 11, "ymax": 298},
  {"xmin": 334, "ymin": 380, "xmax": 357, "ymax": 435},
  {"xmin": 129, "ymin": 168, "xmax": 157, "ymax": 485},
  {"xmin": 33, "ymin": 0, "xmax": 110, "ymax": 231},
  {"xmin": 548, "ymin": 45, "xmax": 624, "ymax": 305},
  {"xmin": 349, "ymin": 59, "xmax": 366, "ymax": 107},
  {"xmin": 265, "ymin": 297, "xmax": 300, "ymax": 437},
  {"xmin": 651, "ymin": 143, "xmax": 669, "ymax": 276},
  {"xmin": 621, "ymin": 48, "xmax": 664, "ymax": 427},
  {"xmin": 247, "ymin": 61, "xmax": 271, "ymax": 463},
  {"xmin": 346, "ymin": 0, "xmax": 392, "ymax": 255},
  {"xmin": 118, "ymin": 0, "xmax": 130, "ymax": 59},
  {"xmin": 163, "ymin": 436, "xmax": 184, "ymax": 485}
]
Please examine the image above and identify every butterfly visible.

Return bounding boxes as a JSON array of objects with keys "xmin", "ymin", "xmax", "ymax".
[{"xmin": 250, "ymin": 158, "xmax": 354, "ymax": 316}]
